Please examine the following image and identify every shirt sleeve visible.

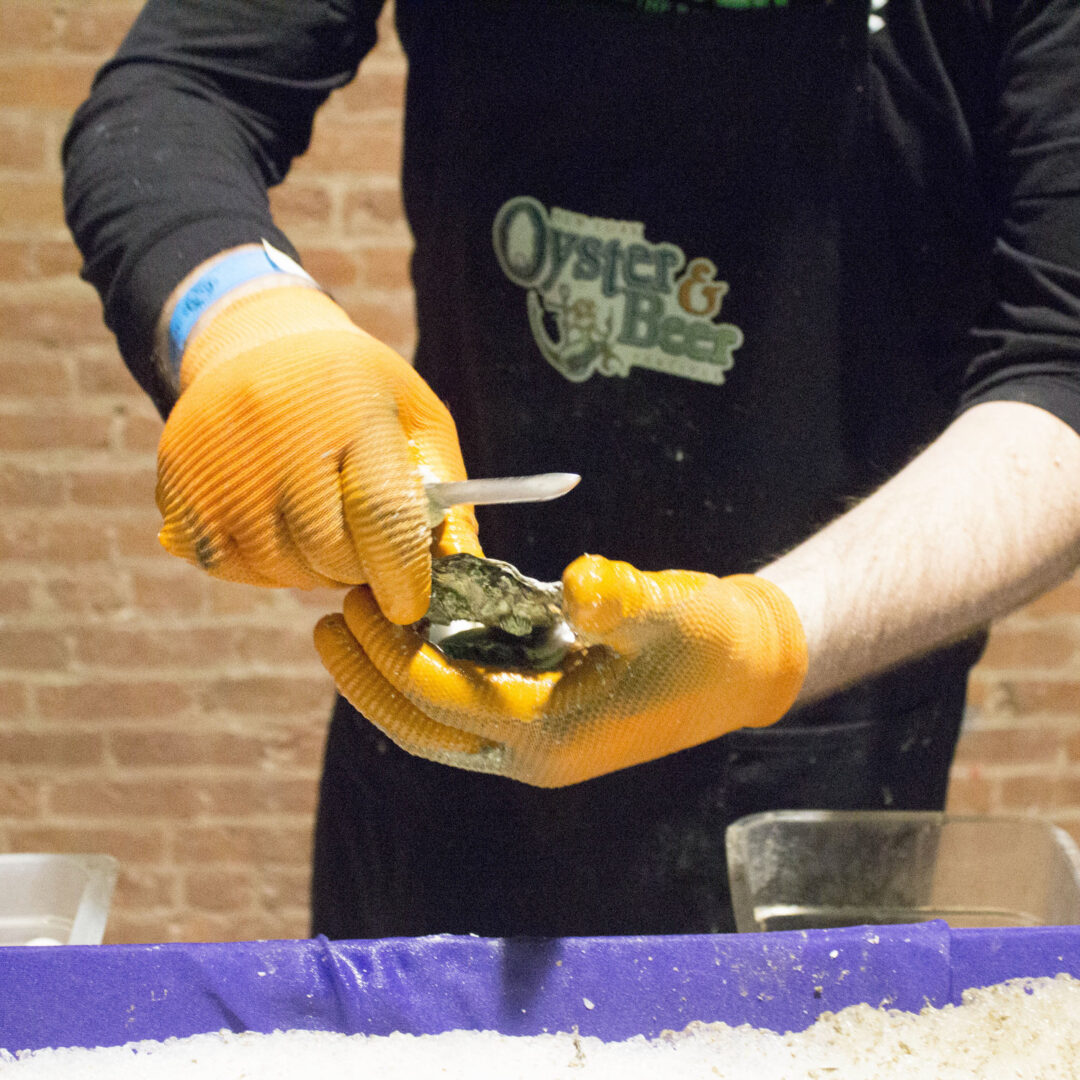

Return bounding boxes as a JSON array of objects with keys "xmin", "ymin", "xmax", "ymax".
[
  {"xmin": 62, "ymin": 0, "xmax": 383, "ymax": 416},
  {"xmin": 958, "ymin": 0, "xmax": 1080, "ymax": 436}
]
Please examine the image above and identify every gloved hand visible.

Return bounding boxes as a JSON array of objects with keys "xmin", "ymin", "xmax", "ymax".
[
  {"xmin": 156, "ymin": 284, "xmax": 479, "ymax": 624},
  {"xmin": 314, "ymin": 554, "xmax": 808, "ymax": 786}
]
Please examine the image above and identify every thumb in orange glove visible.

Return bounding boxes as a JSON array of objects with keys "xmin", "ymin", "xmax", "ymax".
[
  {"xmin": 313, "ymin": 555, "xmax": 808, "ymax": 787},
  {"xmin": 156, "ymin": 248, "xmax": 479, "ymax": 624}
]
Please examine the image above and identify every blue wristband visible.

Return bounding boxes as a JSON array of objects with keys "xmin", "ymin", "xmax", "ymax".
[{"xmin": 167, "ymin": 242, "xmax": 314, "ymax": 372}]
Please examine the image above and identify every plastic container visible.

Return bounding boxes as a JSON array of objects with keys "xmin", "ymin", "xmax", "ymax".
[
  {"xmin": 0, "ymin": 853, "xmax": 118, "ymax": 946},
  {"xmin": 726, "ymin": 810, "xmax": 1080, "ymax": 933}
]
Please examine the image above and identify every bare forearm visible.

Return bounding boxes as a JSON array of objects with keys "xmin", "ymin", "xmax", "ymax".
[{"xmin": 759, "ymin": 401, "xmax": 1080, "ymax": 705}]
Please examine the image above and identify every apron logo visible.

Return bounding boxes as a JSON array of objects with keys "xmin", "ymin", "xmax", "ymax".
[{"xmin": 493, "ymin": 196, "xmax": 743, "ymax": 385}]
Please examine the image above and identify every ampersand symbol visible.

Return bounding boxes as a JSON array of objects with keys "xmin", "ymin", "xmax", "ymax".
[{"xmin": 677, "ymin": 258, "xmax": 728, "ymax": 319}]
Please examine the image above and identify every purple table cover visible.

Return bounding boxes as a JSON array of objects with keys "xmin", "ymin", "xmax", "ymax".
[{"xmin": 1, "ymin": 923, "xmax": 1078, "ymax": 1052}]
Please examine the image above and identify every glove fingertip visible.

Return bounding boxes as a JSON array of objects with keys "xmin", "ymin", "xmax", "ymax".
[
  {"xmin": 313, "ymin": 611, "xmax": 353, "ymax": 660},
  {"xmin": 432, "ymin": 506, "xmax": 483, "ymax": 559},
  {"xmin": 369, "ymin": 569, "xmax": 430, "ymax": 625},
  {"xmin": 157, "ymin": 522, "xmax": 188, "ymax": 560},
  {"xmin": 562, "ymin": 554, "xmax": 643, "ymax": 638}
]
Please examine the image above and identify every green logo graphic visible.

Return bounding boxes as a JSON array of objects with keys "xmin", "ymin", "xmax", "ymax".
[{"xmin": 493, "ymin": 197, "xmax": 743, "ymax": 385}]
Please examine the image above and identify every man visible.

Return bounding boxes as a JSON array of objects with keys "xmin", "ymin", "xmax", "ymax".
[{"xmin": 64, "ymin": 0, "xmax": 1080, "ymax": 938}]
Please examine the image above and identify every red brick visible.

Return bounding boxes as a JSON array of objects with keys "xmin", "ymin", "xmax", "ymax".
[
  {"xmin": 119, "ymin": 411, "xmax": 165, "ymax": 452},
  {"xmin": 952, "ymin": 726, "xmax": 1064, "ymax": 767},
  {"xmin": 0, "ymin": 241, "xmax": 32, "ymax": 281},
  {"xmin": 74, "ymin": 626, "xmax": 228, "ymax": 669},
  {"xmin": 75, "ymin": 351, "xmax": 145, "ymax": 396},
  {"xmin": 194, "ymin": 777, "xmax": 320, "ymax": 818},
  {"xmin": 0, "ymin": 118, "xmax": 47, "ymax": 169},
  {"xmin": 148, "ymin": 910, "xmax": 307, "ymax": 944},
  {"xmin": 5, "ymin": 824, "xmax": 165, "ymax": 863},
  {"xmin": 289, "ymin": 586, "xmax": 349, "ymax": 612},
  {"xmin": 0, "ymin": 58, "xmax": 100, "ymax": 110},
  {"xmin": 0, "ymin": 353, "xmax": 70, "ymax": 397},
  {"xmin": 0, "ymin": 728, "xmax": 103, "ymax": 767},
  {"xmin": 357, "ymin": 245, "xmax": 413, "ymax": 291},
  {"xmin": 34, "ymin": 240, "xmax": 85, "ymax": 278},
  {"xmin": 343, "ymin": 184, "xmax": 408, "ymax": 235},
  {"xmin": 174, "ymin": 824, "xmax": 312, "ymax": 865},
  {"xmin": 0, "ymin": 178, "xmax": 66, "ymax": 229},
  {"xmin": 977, "ymin": 679, "xmax": 1080, "ymax": 719},
  {"xmin": 255, "ymin": 725, "xmax": 327, "ymax": 774},
  {"xmin": 296, "ymin": 248, "xmax": 359, "ymax": 290},
  {"xmin": 978, "ymin": 627, "xmax": 1078, "ymax": 672},
  {"xmin": 0, "ymin": 4, "xmax": 57, "ymax": 51},
  {"xmin": 184, "ymin": 867, "xmax": 255, "ymax": 913},
  {"xmin": 54, "ymin": 5, "xmax": 142, "ymax": 54},
  {"xmin": 0, "ymin": 515, "xmax": 111, "ymax": 563},
  {"xmin": 102, "ymin": 913, "xmax": 174, "ymax": 946},
  {"xmin": 999, "ymin": 775, "xmax": 1080, "ymax": 813},
  {"xmin": 235, "ymin": 626, "xmax": 326, "ymax": 667},
  {"xmin": 0, "ymin": 3, "xmax": 139, "ymax": 55},
  {"xmin": 132, "ymin": 566, "xmax": 207, "ymax": 615},
  {"xmin": 43, "ymin": 572, "xmax": 130, "ymax": 616},
  {"xmin": 108, "ymin": 729, "xmax": 271, "ymax": 768},
  {"xmin": 1020, "ymin": 576, "xmax": 1080, "ymax": 618},
  {"xmin": 47, "ymin": 778, "xmax": 204, "ymax": 818},
  {"xmin": 1061, "ymin": 731, "xmax": 1080, "ymax": 764},
  {"xmin": 341, "ymin": 294, "xmax": 417, "ymax": 355},
  {"xmin": 36, "ymin": 679, "xmax": 194, "ymax": 722},
  {"xmin": 0, "ymin": 680, "xmax": 30, "ymax": 719},
  {"xmin": 0, "ymin": 463, "xmax": 65, "ymax": 508},
  {"xmin": 0, "ymin": 287, "xmax": 113, "ymax": 348},
  {"xmin": 111, "ymin": 514, "xmax": 175, "ymax": 561},
  {"xmin": 206, "ymin": 579, "xmax": 276, "ymax": 616},
  {"xmin": 0, "ymin": 410, "xmax": 111, "ymax": 451},
  {"xmin": 75, "ymin": 624, "xmax": 322, "ymax": 673},
  {"xmin": 296, "ymin": 115, "xmax": 402, "ymax": 176},
  {"xmin": 0, "ymin": 242, "xmax": 74, "ymax": 285},
  {"xmin": 67, "ymin": 465, "xmax": 158, "ymax": 508},
  {"xmin": 199, "ymin": 675, "xmax": 334, "ymax": 718},
  {"xmin": 964, "ymin": 675, "xmax": 1018, "ymax": 720},
  {"xmin": 0, "ymin": 628, "xmax": 68, "ymax": 670},
  {"xmin": 333, "ymin": 63, "xmax": 406, "ymax": 114},
  {"xmin": 114, "ymin": 866, "xmax": 177, "ymax": 910},
  {"xmin": 259, "ymin": 867, "xmax": 310, "ymax": 911},
  {"xmin": 268, "ymin": 182, "xmax": 333, "ymax": 228},
  {"xmin": 1011, "ymin": 680, "xmax": 1080, "ymax": 714},
  {"xmin": 0, "ymin": 780, "xmax": 43, "ymax": 816},
  {"xmin": 945, "ymin": 771, "xmax": 994, "ymax": 815},
  {"xmin": 0, "ymin": 581, "xmax": 34, "ymax": 618}
]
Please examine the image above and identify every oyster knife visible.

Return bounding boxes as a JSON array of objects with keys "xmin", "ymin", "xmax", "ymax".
[{"xmin": 425, "ymin": 472, "xmax": 580, "ymax": 525}]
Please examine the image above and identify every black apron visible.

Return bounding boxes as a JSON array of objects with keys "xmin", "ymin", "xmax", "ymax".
[{"xmin": 313, "ymin": 0, "xmax": 985, "ymax": 939}]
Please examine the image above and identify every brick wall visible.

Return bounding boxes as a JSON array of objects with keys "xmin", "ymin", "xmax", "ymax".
[{"xmin": 0, "ymin": 1, "xmax": 1077, "ymax": 945}]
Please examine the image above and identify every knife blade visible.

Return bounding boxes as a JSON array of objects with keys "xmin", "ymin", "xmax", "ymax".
[{"xmin": 425, "ymin": 472, "xmax": 580, "ymax": 525}]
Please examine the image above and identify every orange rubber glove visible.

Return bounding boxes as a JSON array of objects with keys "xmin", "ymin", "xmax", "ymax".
[
  {"xmin": 156, "ymin": 284, "xmax": 479, "ymax": 624},
  {"xmin": 314, "ymin": 554, "xmax": 808, "ymax": 787}
]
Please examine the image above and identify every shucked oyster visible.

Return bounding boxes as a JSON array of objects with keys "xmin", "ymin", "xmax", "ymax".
[{"xmin": 419, "ymin": 553, "xmax": 575, "ymax": 670}]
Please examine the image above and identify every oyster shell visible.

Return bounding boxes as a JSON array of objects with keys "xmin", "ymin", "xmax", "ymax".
[{"xmin": 420, "ymin": 553, "xmax": 574, "ymax": 670}]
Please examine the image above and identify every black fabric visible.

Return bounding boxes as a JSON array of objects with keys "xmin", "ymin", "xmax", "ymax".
[
  {"xmin": 311, "ymin": 633, "xmax": 984, "ymax": 939},
  {"xmin": 399, "ymin": 0, "xmax": 866, "ymax": 579}
]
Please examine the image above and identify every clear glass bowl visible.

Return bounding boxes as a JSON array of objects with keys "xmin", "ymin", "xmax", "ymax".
[{"xmin": 726, "ymin": 810, "xmax": 1080, "ymax": 933}]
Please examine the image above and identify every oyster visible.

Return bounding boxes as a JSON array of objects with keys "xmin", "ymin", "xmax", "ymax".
[{"xmin": 420, "ymin": 553, "xmax": 574, "ymax": 670}]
